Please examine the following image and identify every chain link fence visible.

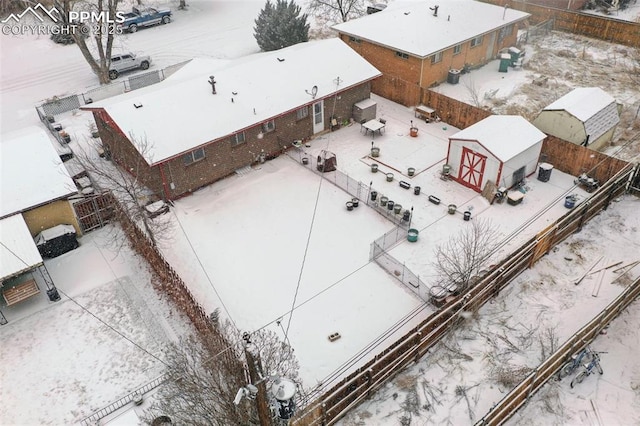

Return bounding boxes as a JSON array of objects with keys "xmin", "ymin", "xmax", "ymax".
[
  {"xmin": 518, "ymin": 18, "xmax": 554, "ymax": 46},
  {"xmin": 287, "ymin": 150, "xmax": 429, "ymax": 301}
]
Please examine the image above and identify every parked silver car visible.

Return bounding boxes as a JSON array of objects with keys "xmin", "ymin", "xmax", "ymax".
[{"xmin": 109, "ymin": 52, "xmax": 151, "ymax": 80}]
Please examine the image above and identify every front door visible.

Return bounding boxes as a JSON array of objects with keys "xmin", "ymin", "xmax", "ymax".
[
  {"xmin": 486, "ymin": 32, "xmax": 496, "ymax": 61},
  {"xmin": 313, "ymin": 100, "xmax": 324, "ymax": 134},
  {"xmin": 458, "ymin": 147, "xmax": 487, "ymax": 192}
]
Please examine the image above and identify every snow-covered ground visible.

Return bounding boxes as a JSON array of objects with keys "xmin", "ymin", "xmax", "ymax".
[{"xmin": 2, "ymin": 0, "xmax": 640, "ymax": 425}]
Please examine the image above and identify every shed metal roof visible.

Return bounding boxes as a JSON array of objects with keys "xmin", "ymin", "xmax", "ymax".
[{"xmin": 449, "ymin": 115, "xmax": 546, "ymax": 162}]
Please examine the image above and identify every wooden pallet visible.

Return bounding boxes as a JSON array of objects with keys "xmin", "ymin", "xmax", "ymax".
[{"xmin": 3, "ymin": 279, "xmax": 40, "ymax": 306}]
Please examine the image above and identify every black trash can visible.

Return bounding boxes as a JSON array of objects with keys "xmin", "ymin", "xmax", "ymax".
[
  {"xmin": 370, "ymin": 191, "xmax": 378, "ymax": 201},
  {"xmin": 414, "ymin": 186, "xmax": 421, "ymax": 195},
  {"xmin": 537, "ymin": 163, "xmax": 553, "ymax": 182},
  {"xmin": 447, "ymin": 69, "xmax": 460, "ymax": 84},
  {"xmin": 387, "ymin": 200, "xmax": 395, "ymax": 211},
  {"xmin": 402, "ymin": 210, "xmax": 411, "ymax": 222},
  {"xmin": 463, "ymin": 211, "xmax": 471, "ymax": 221},
  {"xmin": 47, "ymin": 287, "xmax": 61, "ymax": 302}
]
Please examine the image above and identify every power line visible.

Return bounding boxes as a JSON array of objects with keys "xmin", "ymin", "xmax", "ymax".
[
  {"xmin": 283, "ymin": 76, "xmax": 344, "ymax": 345},
  {"xmin": 0, "ymin": 240, "xmax": 169, "ymax": 368},
  {"xmin": 171, "ymin": 210, "xmax": 239, "ymax": 331}
]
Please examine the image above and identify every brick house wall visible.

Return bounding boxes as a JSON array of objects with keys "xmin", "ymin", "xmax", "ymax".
[
  {"xmin": 340, "ymin": 24, "xmax": 520, "ymax": 106},
  {"xmin": 94, "ymin": 82, "xmax": 373, "ymax": 200}
]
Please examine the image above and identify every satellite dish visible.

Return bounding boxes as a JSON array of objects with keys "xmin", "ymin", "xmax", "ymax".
[{"xmin": 311, "ymin": 85, "xmax": 318, "ymax": 98}]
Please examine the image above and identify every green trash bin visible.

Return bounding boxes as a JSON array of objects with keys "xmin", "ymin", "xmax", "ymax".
[
  {"xmin": 499, "ymin": 53, "xmax": 511, "ymax": 73},
  {"xmin": 508, "ymin": 46, "xmax": 522, "ymax": 66}
]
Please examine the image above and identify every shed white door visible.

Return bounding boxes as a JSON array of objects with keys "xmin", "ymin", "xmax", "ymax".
[
  {"xmin": 458, "ymin": 147, "xmax": 487, "ymax": 192},
  {"xmin": 313, "ymin": 100, "xmax": 324, "ymax": 134}
]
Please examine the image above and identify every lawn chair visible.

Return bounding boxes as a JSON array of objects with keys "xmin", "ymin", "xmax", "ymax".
[
  {"xmin": 378, "ymin": 118, "xmax": 386, "ymax": 134},
  {"xmin": 360, "ymin": 119, "xmax": 367, "ymax": 134}
]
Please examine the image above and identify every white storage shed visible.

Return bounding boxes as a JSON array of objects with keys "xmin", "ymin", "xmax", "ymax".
[
  {"xmin": 532, "ymin": 87, "xmax": 619, "ymax": 151},
  {"xmin": 447, "ymin": 115, "xmax": 546, "ymax": 192}
]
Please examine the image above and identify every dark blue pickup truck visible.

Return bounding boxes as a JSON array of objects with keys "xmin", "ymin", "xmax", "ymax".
[{"xmin": 120, "ymin": 7, "xmax": 172, "ymax": 33}]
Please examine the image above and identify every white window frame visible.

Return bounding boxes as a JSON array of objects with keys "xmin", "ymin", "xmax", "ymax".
[
  {"xmin": 431, "ymin": 51, "xmax": 443, "ymax": 64},
  {"xmin": 470, "ymin": 36, "xmax": 483, "ymax": 48},
  {"xmin": 453, "ymin": 44, "xmax": 462, "ymax": 55},
  {"xmin": 231, "ymin": 131, "xmax": 245, "ymax": 147},
  {"xmin": 262, "ymin": 120, "xmax": 276, "ymax": 133},
  {"xmin": 183, "ymin": 147, "xmax": 205, "ymax": 165},
  {"xmin": 296, "ymin": 106, "xmax": 309, "ymax": 120}
]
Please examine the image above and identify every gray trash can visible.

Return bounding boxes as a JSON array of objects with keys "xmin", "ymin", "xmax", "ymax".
[
  {"xmin": 447, "ymin": 69, "xmax": 460, "ymax": 84},
  {"xmin": 537, "ymin": 163, "xmax": 553, "ymax": 182}
]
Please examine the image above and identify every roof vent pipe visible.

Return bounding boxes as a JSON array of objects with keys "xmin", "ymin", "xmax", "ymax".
[
  {"xmin": 208, "ymin": 76, "xmax": 217, "ymax": 94},
  {"xmin": 430, "ymin": 5, "xmax": 439, "ymax": 17}
]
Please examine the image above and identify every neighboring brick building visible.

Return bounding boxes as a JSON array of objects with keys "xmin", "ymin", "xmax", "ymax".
[
  {"xmin": 333, "ymin": 0, "xmax": 530, "ymax": 106},
  {"xmin": 83, "ymin": 38, "xmax": 381, "ymax": 200}
]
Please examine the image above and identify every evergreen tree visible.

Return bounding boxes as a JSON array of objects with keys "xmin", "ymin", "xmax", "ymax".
[{"xmin": 254, "ymin": 0, "xmax": 310, "ymax": 52}]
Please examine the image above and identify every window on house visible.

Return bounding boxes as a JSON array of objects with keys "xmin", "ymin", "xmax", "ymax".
[
  {"xmin": 395, "ymin": 51, "xmax": 409, "ymax": 60},
  {"xmin": 470, "ymin": 36, "xmax": 483, "ymax": 48},
  {"xmin": 296, "ymin": 106, "xmax": 309, "ymax": 120},
  {"xmin": 231, "ymin": 132, "xmax": 245, "ymax": 147},
  {"xmin": 453, "ymin": 44, "xmax": 462, "ymax": 55},
  {"xmin": 183, "ymin": 147, "xmax": 205, "ymax": 165},
  {"xmin": 262, "ymin": 120, "xmax": 275, "ymax": 133},
  {"xmin": 431, "ymin": 51, "xmax": 443, "ymax": 64},
  {"xmin": 349, "ymin": 36, "xmax": 362, "ymax": 44}
]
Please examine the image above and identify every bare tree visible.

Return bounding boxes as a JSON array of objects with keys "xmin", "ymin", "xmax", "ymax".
[
  {"xmin": 143, "ymin": 319, "xmax": 301, "ymax": 425},
  {"xmin": 72, "ymin": 134, "xmax": 172, "ymax": 249},
  {"xmin": 432, "ymin": 219, "xmax": 501, "ymax": 292},
  {"xmin": 307, "ymin": 0, "xmax": 368, "ymax": 23},
  {"xmin": 143, "ymin": 333, "xmax": 257, "ymax": 426},
  {"xmin": 53, "ymin": 0, "xmax": 121, "ymax": 84}
]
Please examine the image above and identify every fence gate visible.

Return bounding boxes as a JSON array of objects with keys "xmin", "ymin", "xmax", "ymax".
[{"xmin": 73, "ymin": 192, "xmax": 115, "ymax": 233}]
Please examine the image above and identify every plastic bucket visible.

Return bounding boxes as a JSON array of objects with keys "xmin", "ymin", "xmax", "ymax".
[
  {"xmin": 371, "ymin": 163, "xmax": 379, "ymax": 173},
  {"xmin": 407, "ymin": 228, "xmax": 419, "ymax": 242},
  {"xmin": 386, "ymin": 173, "xmax": 394, "ymax": 182},
  {"xmin": 564, "ymin": 196, "xmax": 576, "ymax": 209},
  {"xmin": 408, "ymin": 167, "xmax": 415, "ymax": 176},
  {"xmin": 371, "ymin": 147, "xmax": 380, "ymax": 157},
  {"xmin": 394, "ymin": 204, "xmax": 402, "ymax": 214},
  {"xmin": 380, "ymin": 196, "xmax": 388, "ymax": 207}
]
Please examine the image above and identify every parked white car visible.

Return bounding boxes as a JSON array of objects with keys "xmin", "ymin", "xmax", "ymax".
[{"xmin": 109, "ymin": 52, "xmax": 152, "ymax": 80}]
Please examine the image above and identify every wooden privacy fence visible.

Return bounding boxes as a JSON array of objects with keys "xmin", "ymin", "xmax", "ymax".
[
  {"xmin": 475, "ymin": 274, "xmax": 640, "ymax": 425},
  {"xmin": 420, "ymin": 90, "xmax": 492, "ymax": 130},
  {"xmin": 290, "ymin": 162, "xmax": 637, "ymax": 425},
  {"xmin": 480, "ymin": 0, "xmax": 640, "ymax": 47}
]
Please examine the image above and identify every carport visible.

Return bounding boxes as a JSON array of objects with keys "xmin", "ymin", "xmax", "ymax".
[{"xmin": 0, "ymin": 214, "xmax": 59, "ymax": 325}]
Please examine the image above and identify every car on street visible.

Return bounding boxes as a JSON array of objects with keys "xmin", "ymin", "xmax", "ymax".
[
  {"xmin": 119, "ymin": 7, "xmax": 172, "ymax": 33},
  {"xmin": 109, "ymin": 52, "xmax": 152, "ymax": 80}
]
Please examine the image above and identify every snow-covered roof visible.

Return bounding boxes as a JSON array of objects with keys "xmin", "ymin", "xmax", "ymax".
[
  {"xmin": 449, "ymin": 115, "xmax": 546, "ymax": 161},
  {"xmin": 332, "ymin": 0, "xmax": 530, "ymax": 58},
  {"xmin": 543, "ymin": 87, "xmax": 617, "ymax": 122},
  {"xmin": 0, "ymin": 127, "xmax": 76, "ymax": 218},
  {"xmin": 543, "ymin": 87, "xmax": 619, "ymax": 142},
  {"xmin": 0, "ymin": 214, "xmax": 43, "ymax": 281},
  {"xmin": 86, "ymin": 38, "xmax": 382, "ymax": 165}
]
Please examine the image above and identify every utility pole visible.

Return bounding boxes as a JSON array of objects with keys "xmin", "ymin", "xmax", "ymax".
[{"xmin": 245, "ymin": 347, "xmax": 272, "ymax": 426}]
